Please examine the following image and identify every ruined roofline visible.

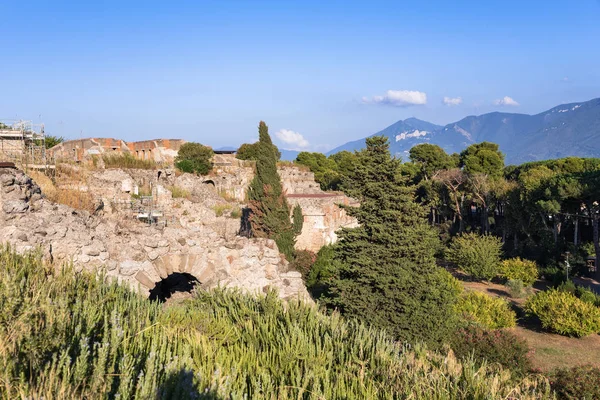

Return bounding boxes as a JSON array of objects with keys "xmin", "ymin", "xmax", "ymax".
[{"xmin": 48, "ymin": 137, "xmax": 188, "ymax": 151}]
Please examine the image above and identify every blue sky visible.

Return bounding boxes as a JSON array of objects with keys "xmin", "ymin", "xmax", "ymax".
[{"xmin": 1, "ymin": 0, "xmax": 599, "ymax": 152}]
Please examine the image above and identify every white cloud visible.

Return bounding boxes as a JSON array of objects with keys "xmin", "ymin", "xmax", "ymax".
[
  {"xmin": 275, "ymin": 129, "xmax": 309, "ymax": 149},
  {"xmin": 395, "ymin": 130, "xmax": 428, "ymax": 141},
  {"xmin": 493, "ymin": 96, "xmax": 520, "ymax": 106},
  {"xmin": 362, "ymin": 90, "xmax": 427, "ymax": 107},
  {"xmin": 443, "ymin": 96, "xmax": 463, "ymax": 106}
]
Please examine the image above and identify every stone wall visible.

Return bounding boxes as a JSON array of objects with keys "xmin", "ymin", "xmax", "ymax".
[
  {"xmin": 48, "ymin": 138, "xmax": 186, "ymax": 164},
  {"xmin": 287, "ymin": 194, "xmax": 359, "ymax": 252},
  {"xmin": 0, "ymin": 167, "xmax": 310, "ymax": 302}
]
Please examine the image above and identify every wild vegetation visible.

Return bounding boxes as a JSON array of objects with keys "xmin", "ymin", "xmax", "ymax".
[
  {"xmin": 247, "ymin": 122, "xmax": 302, "ymax": 260},
  {"xmin": 102, "ymin": 152, "xmax": 159, "ymax": 170},
  {"xmin": 0, "ymin": 247, "xmax": 553, "ymax": 399},
  {"xmin": 174, "ymin": 142, "xmax": 213, "ymax": 175}
]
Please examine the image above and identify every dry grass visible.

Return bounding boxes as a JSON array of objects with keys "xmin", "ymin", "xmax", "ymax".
[
  {"xmin": 29, "ymin": 170, "xmax": 96, "ymax": 213},
  {"xmin": 102, "ymin": 153, "xmax": 158, "ymax": 170},
  {"xmin": 168, "ymin": 185, "xmax": 190, "ymax": 199}
]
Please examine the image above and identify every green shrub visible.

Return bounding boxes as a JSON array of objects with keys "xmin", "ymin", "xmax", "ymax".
[
  {"xmin": 174, "ymin": 142, "xmax": 213, "ymax": 175},
  {"xmin": 289, "ymin": 250, "xmax": 316, "ymax": 279},
  {"xmin": 506, "ymin": 279, "xmax": 525, "ymax": 298},
  {"xmin": 500, "ymin": 258, "xmax": 538, "ymax": 286},
  {"xmin": 575, "ymin": 285, "xmax": 600, "ymax": 306},
  {"xmin": 556, "ymin": 279, "xmax": 576, "ymax": 294},
  {"xmin": 450, "ymin": 325, "xmax": 532, "ymax": 377},
  {"xmin": 305, "ymin": 244, "xmax": 342, "ymax": 298},
  {"xmin": 540, "ymin": 265, "xmax": 564, "ymax": 285},
  {"xmin": 456, "ymin": 291, "xmax": 516, "ymax": 329},
  {"xmin": 0, "ymin": 246, "xmax": 552, "ymax": 399},
  {"xmin": 549, "ymin": 365, "xmax": 600, "ymax": 400},
  {"xmin": 446, "ymin": 233, "xmax": 502, "ymax": 281},
  {"xmin": 525, "ymin": 289, "xmax": 600, "ymax": 337}
]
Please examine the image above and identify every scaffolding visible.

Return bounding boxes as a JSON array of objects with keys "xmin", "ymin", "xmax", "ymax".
[{"xmin": 0, "ymin": 120, "xmax": 50, "ymax": 169}]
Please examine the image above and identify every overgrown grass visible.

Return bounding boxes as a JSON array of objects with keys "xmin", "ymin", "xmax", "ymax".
[
  {"xmin": 102, "ymin": 153, "xmax": 158, "ymax": 170},
  {"xmin": 0, "ymin": 247, "xmax": 554, "ymax": 399},
  {"xmin": 29, "ymin": 170, "xmax": 96, "ymax": 213},
  {"xmin": 168, "ymin": 185, "xmax": 191, "ymax": 199}
]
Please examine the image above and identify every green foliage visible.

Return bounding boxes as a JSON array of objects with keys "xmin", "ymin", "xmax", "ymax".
[
  {"xmin": 575, "ymin": 285, "xmax": 600, "ymax": 306},
  {"xmin": 174, "ymin": 142, "xmax": 213, "ymax": 175},
  {"xmin": 102, "ymin": 152, "xmax": 158, "ymax": 169},
  {"xmin": 456, "ymin": 291, "xmax": 517, "ymax": 329},
  {"xmin": 500, "ymin": 258, "xmax": 539, "ymax": 286},
  {"xmin": 236, "ymin": 141, "xmax": 280, "ymax": 161},
  {"xmin": 305, "ymin": 244, "xmax": 342, "ymax": 297},
  {"xmin": 409, "ymin": 143, "xmax": 455, "ymax": 180},
  {"xmin": 248, "ymin": 121, "xmax": 296, "ymax": 260},
  {"xmin": 450, "ymin": 325, "xmax": 532, "ymax": 377},
  {"xmin": 525, "ymin": 289, "xmax": 600, "ymax": 337},
  {"xmin": 289, "ymin": 249, "xmax": 316, "ymax": 279},
  {"xmin": 0, "ymin": 247, "xmax": 552, "ymax": 399},
  {"xmin": 549, "ymin": 365, "xmax": 600, "ymax": 400},
  {"xmin": 459, "ymin": 142, "xmax": 505, "ymax": 176},
  {"xmin": 42, "ymin": 135, "xmax": 64, "ymax": 149},
  {"xmin": 295, "ymin": 151, "xmax": 340, "ymax": 190},
  {"xmin": 292, "ymin": 204, "xmax": 303, "ymax": 235},
  {"xmin": 506, "ymin": 279, "xmax": 526, "ymax": 298},
  {"xmin": 322, "ymin": 136, "xmax": 461, "ymax": 347},
  {"xmin": 446, "ymin": 233, "xmax": 503, "ymax": 281},
  {"xmin": 556, "ymin": 279, "xmax": 576, "ymax": 294}
]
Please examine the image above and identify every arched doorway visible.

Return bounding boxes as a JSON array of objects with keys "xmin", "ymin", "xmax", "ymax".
[{"xmin": 149, "ymin": 272, "xmax": 199, "ymax": 302}]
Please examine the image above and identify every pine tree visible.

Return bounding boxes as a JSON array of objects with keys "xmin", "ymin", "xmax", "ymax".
[
  {"xmin": 324, "ymin": 136, "xmax": 460, "ymax": 347},
  {"xmin": 248, "ymin": 121, "xmax": 296, "ymax": 259}
]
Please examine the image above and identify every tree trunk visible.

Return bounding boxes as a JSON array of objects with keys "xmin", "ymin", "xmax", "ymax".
[
  {"xmin": 574, "ymin": 217, "xmax": 579, "ymax": 247},
  {"xmin": 513, "ymin": 232, "xmax": 519, "ymax": 251},
  {"xmin": 593, "ymin": 214, "xmax": 600, "ymax": 281},
  {"xmin": 553, "ymin": 218, "xmax": 561, "ymax": 245}
]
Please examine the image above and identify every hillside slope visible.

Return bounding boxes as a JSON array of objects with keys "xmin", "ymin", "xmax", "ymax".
[{"xmin": 328, "ymin": 97, "xmax": 600, "ymax": 164}]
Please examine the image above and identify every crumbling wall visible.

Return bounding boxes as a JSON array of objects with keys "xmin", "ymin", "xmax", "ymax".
[{"xmin": 0, "ymin": 167, "xmax": 310, "ymax": 302}]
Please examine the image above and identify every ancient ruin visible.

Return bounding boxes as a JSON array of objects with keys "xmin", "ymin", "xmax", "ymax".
[{"xmin": 0, "ymin": 136, "xmax": 357, "ymax": 301}]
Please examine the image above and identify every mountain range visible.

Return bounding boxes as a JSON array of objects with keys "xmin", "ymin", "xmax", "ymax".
[{"xmin": 315, "ymin": 97, "xmax": 600, "ymax": 165}]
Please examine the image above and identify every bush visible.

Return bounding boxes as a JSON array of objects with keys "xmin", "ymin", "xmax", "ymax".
[
  {"xmin": 556, "ymin": 279, "xmax": 576, "ymax": 294},
  {"xmin": 456, "ymin": 291, "xmax": 516, "ymax": 329},
  {"xmin": 549, "ymin": 365, "xmax": 600, "ymax": 400},
  {"xmin": 450, "ymin": 325, "xmax": 532, "ymax": 376},
  {"xmin": 289, "ymin": 250, "xmax": 316, "ymax": 279},
  {"xmin": 500, "ymin": 258, "xmax": 538, "ymax": 286},
  {"xmin": 575, "ymin": 285, "xmax": 600, "ymax": 306},
  {"xmin": 175, "ymin": 142, "xmax": 213, "ymax": 175},
  {"xmin": 539, "ymin": 265, "xmax": 564, "ymax": 285},
  {"xmin": 525, "ymin": 289, "xmax": 600, "ymax": 337},
  {"xmin": 446, "ymin": 233, "xmax": 502, "ymax": 281},
  {"xmin": 506, "ymin": 279, "xmax": 525, "ymax": 298}
]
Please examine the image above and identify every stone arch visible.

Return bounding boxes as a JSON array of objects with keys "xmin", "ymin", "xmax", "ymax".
[
  {"xmin": 133, "ymin": 253, "xmax": 217, "ymax": 294},
  {"xmin": 149, "ymin": 272, "xmax": 198, "ymax": 302},
  {"xmin": 202, "ymin": 179, "xmax": 215, "ymax": 186}
]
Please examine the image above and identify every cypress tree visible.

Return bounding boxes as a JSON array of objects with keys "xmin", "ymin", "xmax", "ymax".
[
  {"xmin": 248, "ymin": 121, "xmax": 296, "ymax": 259},
  {"xmin": 324, "ymin": 136, "xmax": 460, "ymax": 347}
]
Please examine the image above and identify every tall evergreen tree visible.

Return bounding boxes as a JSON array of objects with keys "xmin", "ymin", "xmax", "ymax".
[
  {"xmin": 248, "ymin": 121, "xmax": 296, "ymax": 259},
  {"xmin": 324, "ymin": 136, "xmax": 460, "ymax": 347}
]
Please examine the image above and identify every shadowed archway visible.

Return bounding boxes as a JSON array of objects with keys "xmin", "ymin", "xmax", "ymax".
[{"xmin": 149, "ymin": 272, "xmax": 199, "ymax": 302}]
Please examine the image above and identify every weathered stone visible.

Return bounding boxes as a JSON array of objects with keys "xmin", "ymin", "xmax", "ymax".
[
  {"xmin": 119, "ymin": 261, "xmax": 141, "ymax": 276},
  {"xmin": 3, "ymin": 200, "xmax": 29, "ymax": 213},
  {"xmin": 0, "ymin": 175, "xmax": 14, "ymax": 187},
  {"xmin": 145, "ymin": 238, "xmax": 159, "ymax": 248},
  {"xmin": 3, "ymin": 185, "xmax": 15, "ymax": 193},
  {"xmin": 16, "ymin": 233, "xmax": 27, "ymax": 242},
  {"xmin": 135, "ymin": 270, "xmax": 156, "ymax": 289},
  {"xmin": 34, "ymin": 229, "xmax": 47, "ymax": 237},
  {"xmin": 147, "ymin": 250, "xmax": 160, "ymax": 261}
]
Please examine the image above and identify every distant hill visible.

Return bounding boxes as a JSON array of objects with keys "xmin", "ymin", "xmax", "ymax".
[
  {"xmin": 280, "ymin": 149, "xmax": 300, "ymax": 161},
  {"xmin": 327, "ymin": 97, "xmax": 600, "ymax": 165}
]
